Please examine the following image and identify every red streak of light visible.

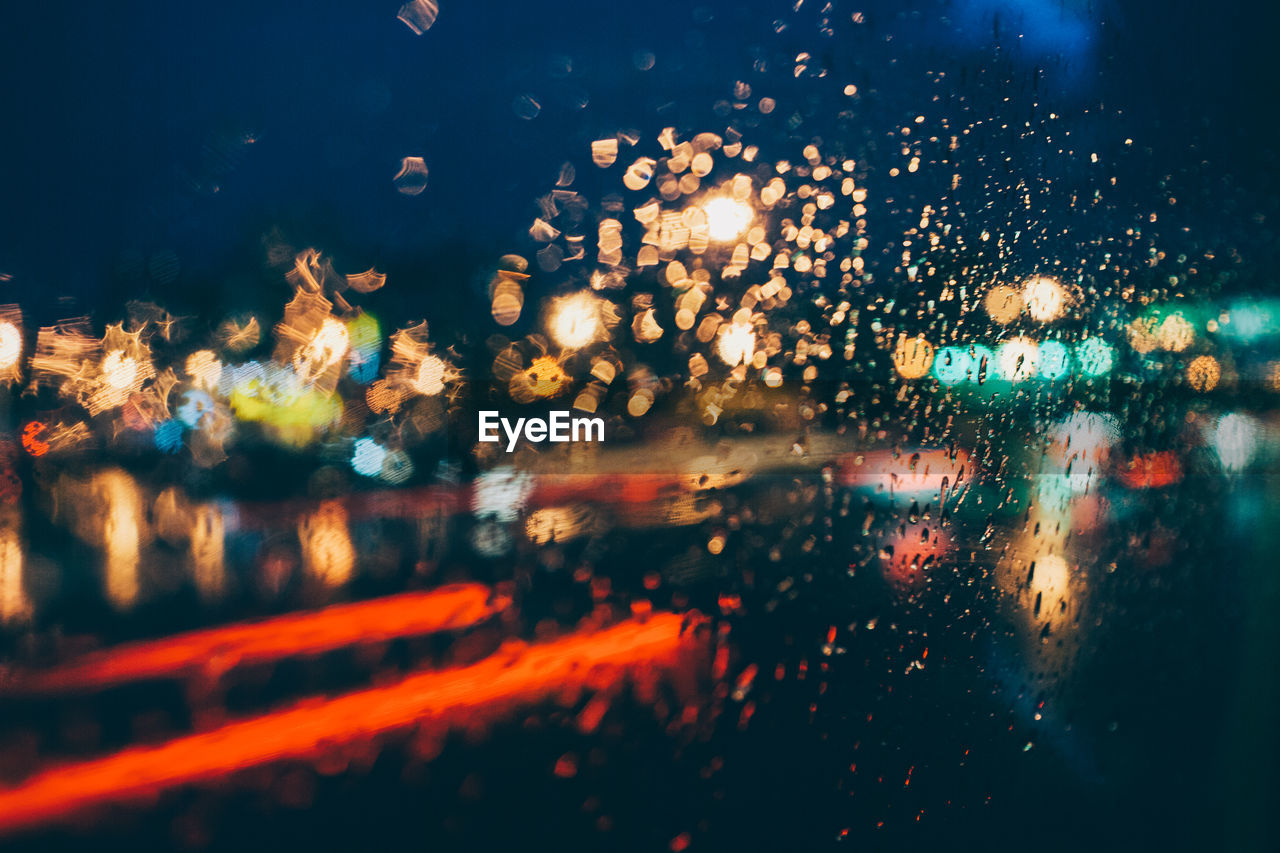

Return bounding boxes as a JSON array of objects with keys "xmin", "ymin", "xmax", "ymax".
[
  {"xmin": 3, "ymin": 584, "xmax": 508, "ymax": 695},
  {"xmin": 0, "ymin": 613, "xmax": 703, "ymax": 837}
]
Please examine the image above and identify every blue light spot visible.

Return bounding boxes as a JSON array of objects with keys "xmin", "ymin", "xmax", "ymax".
[
  {"xmin": 155, "ymin": 419, "xmax": 185, "ymax": 453},
  {"xmin": 352, "ymin": 437, "xmax": 387, "ymax": 477},
  {"xmin": 178, "ymin": 390, "xmax": 216, "ymax": 427},
  {"xmin": 348, "ymin": 350, "xmax": 381, "ymax": 384}
]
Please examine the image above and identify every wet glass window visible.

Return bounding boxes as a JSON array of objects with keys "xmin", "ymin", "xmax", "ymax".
[{"xmin": 0, "ymin": 1, "xmax": 1276, "ymax": 850}]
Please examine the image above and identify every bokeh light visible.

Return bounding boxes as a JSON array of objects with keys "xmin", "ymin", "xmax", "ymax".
[{"xmin": 1022, "ymin": 276, "xmax": 1066, "ymax": 322}]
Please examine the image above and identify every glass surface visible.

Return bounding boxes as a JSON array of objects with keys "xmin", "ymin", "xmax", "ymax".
[{"xmin": 0, "ymin": 1, "xmax": 1277, "ymax": 850}]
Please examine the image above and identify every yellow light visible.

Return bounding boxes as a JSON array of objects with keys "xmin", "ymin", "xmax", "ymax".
[
  {"xmin": 1030, "ymin": 553, "xmax": 1070, "ymax": 601},
  {"xmin": 100, "ymin": 470, "xmax": 142, "ymax": 610},
  {"xmin": 703, "ymin": 197, "xmax": 754, "ymax": 242},
  {"xmin": 716, "ymin": 321, "xmax": 756, "ymax": 366},
  {"xmin": 0, "ymin": 524, "xmax": 28, "ymax": 624},
  {"xmin": 549, "ymin": 292, "xmax": 604, "ymax": 349},
  {"xmin": 0, "ymin": 322, "xmax": 22, "ymax": 370},
  {"xmin": 298, "ymin": 502, "xmax": 354, "ymax": 587},
  {"xmin": 525, "ymin": 355, "xmax": 569, "ymax": 398},
  {"xmin": 1022, "ymin": 276, "xmax": 1065, "ymax": 322}
]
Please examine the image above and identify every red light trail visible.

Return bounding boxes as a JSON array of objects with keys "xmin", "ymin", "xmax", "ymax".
[
  {"xmin": 0, "ymin": 612, "xmax": 704, "ymax": 837},
  {"xmin": 3, "ymin": 583, "xmax": 508, "ymax": 695}
]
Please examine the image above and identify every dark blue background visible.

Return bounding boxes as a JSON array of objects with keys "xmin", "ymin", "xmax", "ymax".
[{"xmin": 1, "ymin": 0, "xmax": 1276, "ymax": 311}]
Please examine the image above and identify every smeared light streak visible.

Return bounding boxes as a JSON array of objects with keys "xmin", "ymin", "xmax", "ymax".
[
  {"xmin": 0, "ymin": 613, "xmax": 703, "ymax": 836},
  {"xmin": 297, "ymin": 501, "xmax": 355, "ymax": 587},
  {"xmin": 837, "ymin": 449, "xmax": 972, "ymax": 497},
  {"xmin": 0, "ymin": 520, "xmax": 28, "ymax": 624},
  {"xmin": 190, "ymin": 504, "xmax": 225, "ymax": 601},
  {"xmin": 3, "ymin": 584, "xmax": 508, "ymax": 695},
  {"xmin": 96, "ymin": 470, "xmax": 143, "ymax": 610}
]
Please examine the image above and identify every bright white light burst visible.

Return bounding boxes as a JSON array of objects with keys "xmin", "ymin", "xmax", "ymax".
[
  {"xmin": 0, "ymin": 322, "xmax": 21, "ymax": 370},
  {"xmin": 703, "ymin": 197, "xmax": 753, "ymax": 242},
  {"xmin": 550, "ymin": 292, "xmax": 604, "ymax": 349},
  {"xmin": 716, "ymin": 321, "xmax": 756, "ymax": 367},
  {"xmin": 1023, "ymin": 276, "xmax": 1066, "ymax": 322}
]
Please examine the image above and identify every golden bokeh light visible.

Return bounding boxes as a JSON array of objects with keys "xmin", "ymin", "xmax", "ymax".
[
  {"xmin": 413, "ymin": 355, "xmax": 447, "ymax": 396},
  {"xmin": 984, "ymin": 285, "xmax": 1022, "ymax": 324},
  {"xmin": 1186, "ymin": 355, "xmax": 1221, "ymax": 391},
  {"xmin": 893, "ymin": 334, "xmax": 935, "ymax": 378},
  {"xmin": 185, "ymin": 350, "xmax": 222, "ymax": 391},
  {"xmin": 1126, "ymin": 317, "xmax": 1159, "ymax": 354},
  {"xmin": 292, "ymin": 317, "xmax": 350, "ymax": 385},
  {"xmin": 1157, "ymin": 313, "xmax": 1195, "ymax": 352}
]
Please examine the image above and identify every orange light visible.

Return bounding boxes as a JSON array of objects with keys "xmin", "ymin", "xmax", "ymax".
[
  {"xmin": 21, "ymin": 422, "xmax": 48, "ymax": 457},
  {"xmin": 1186, "ymin": 355, "xmax": 1221, "ymax": 391},
  {"xmin": 892, "ymin": 335, "xmax": 935, "ymax": 379},
  {"xmin": 984, "ymin": 285, "xmax": 1022, "ymax": 324},
  {"xmin": 1117, "ymin": 452, "xmax": 1182, "ymax": 489}
]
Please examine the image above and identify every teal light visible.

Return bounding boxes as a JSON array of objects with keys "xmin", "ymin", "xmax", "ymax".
[
  {"xmin": 969, "ymin": 344, "xmax": 995, "ymax": 383},
  {"xmin": 1225, "ymin": 300, "xmax": 1276, "ymax": 342},
  {"xmin": 1038, "ymin": 341, "xmax": 1070, "ymax": 380},
  {"xmin": 1075, "ymin": 338, "xmax": 1114, "ymax": 377},
  {"xmin": 932, "ymin": 344, "xmax": 994, "ymax": 385},
  {"xmin": 933, "ymin": 346, "xmax": 971, "ymax": 385}
]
